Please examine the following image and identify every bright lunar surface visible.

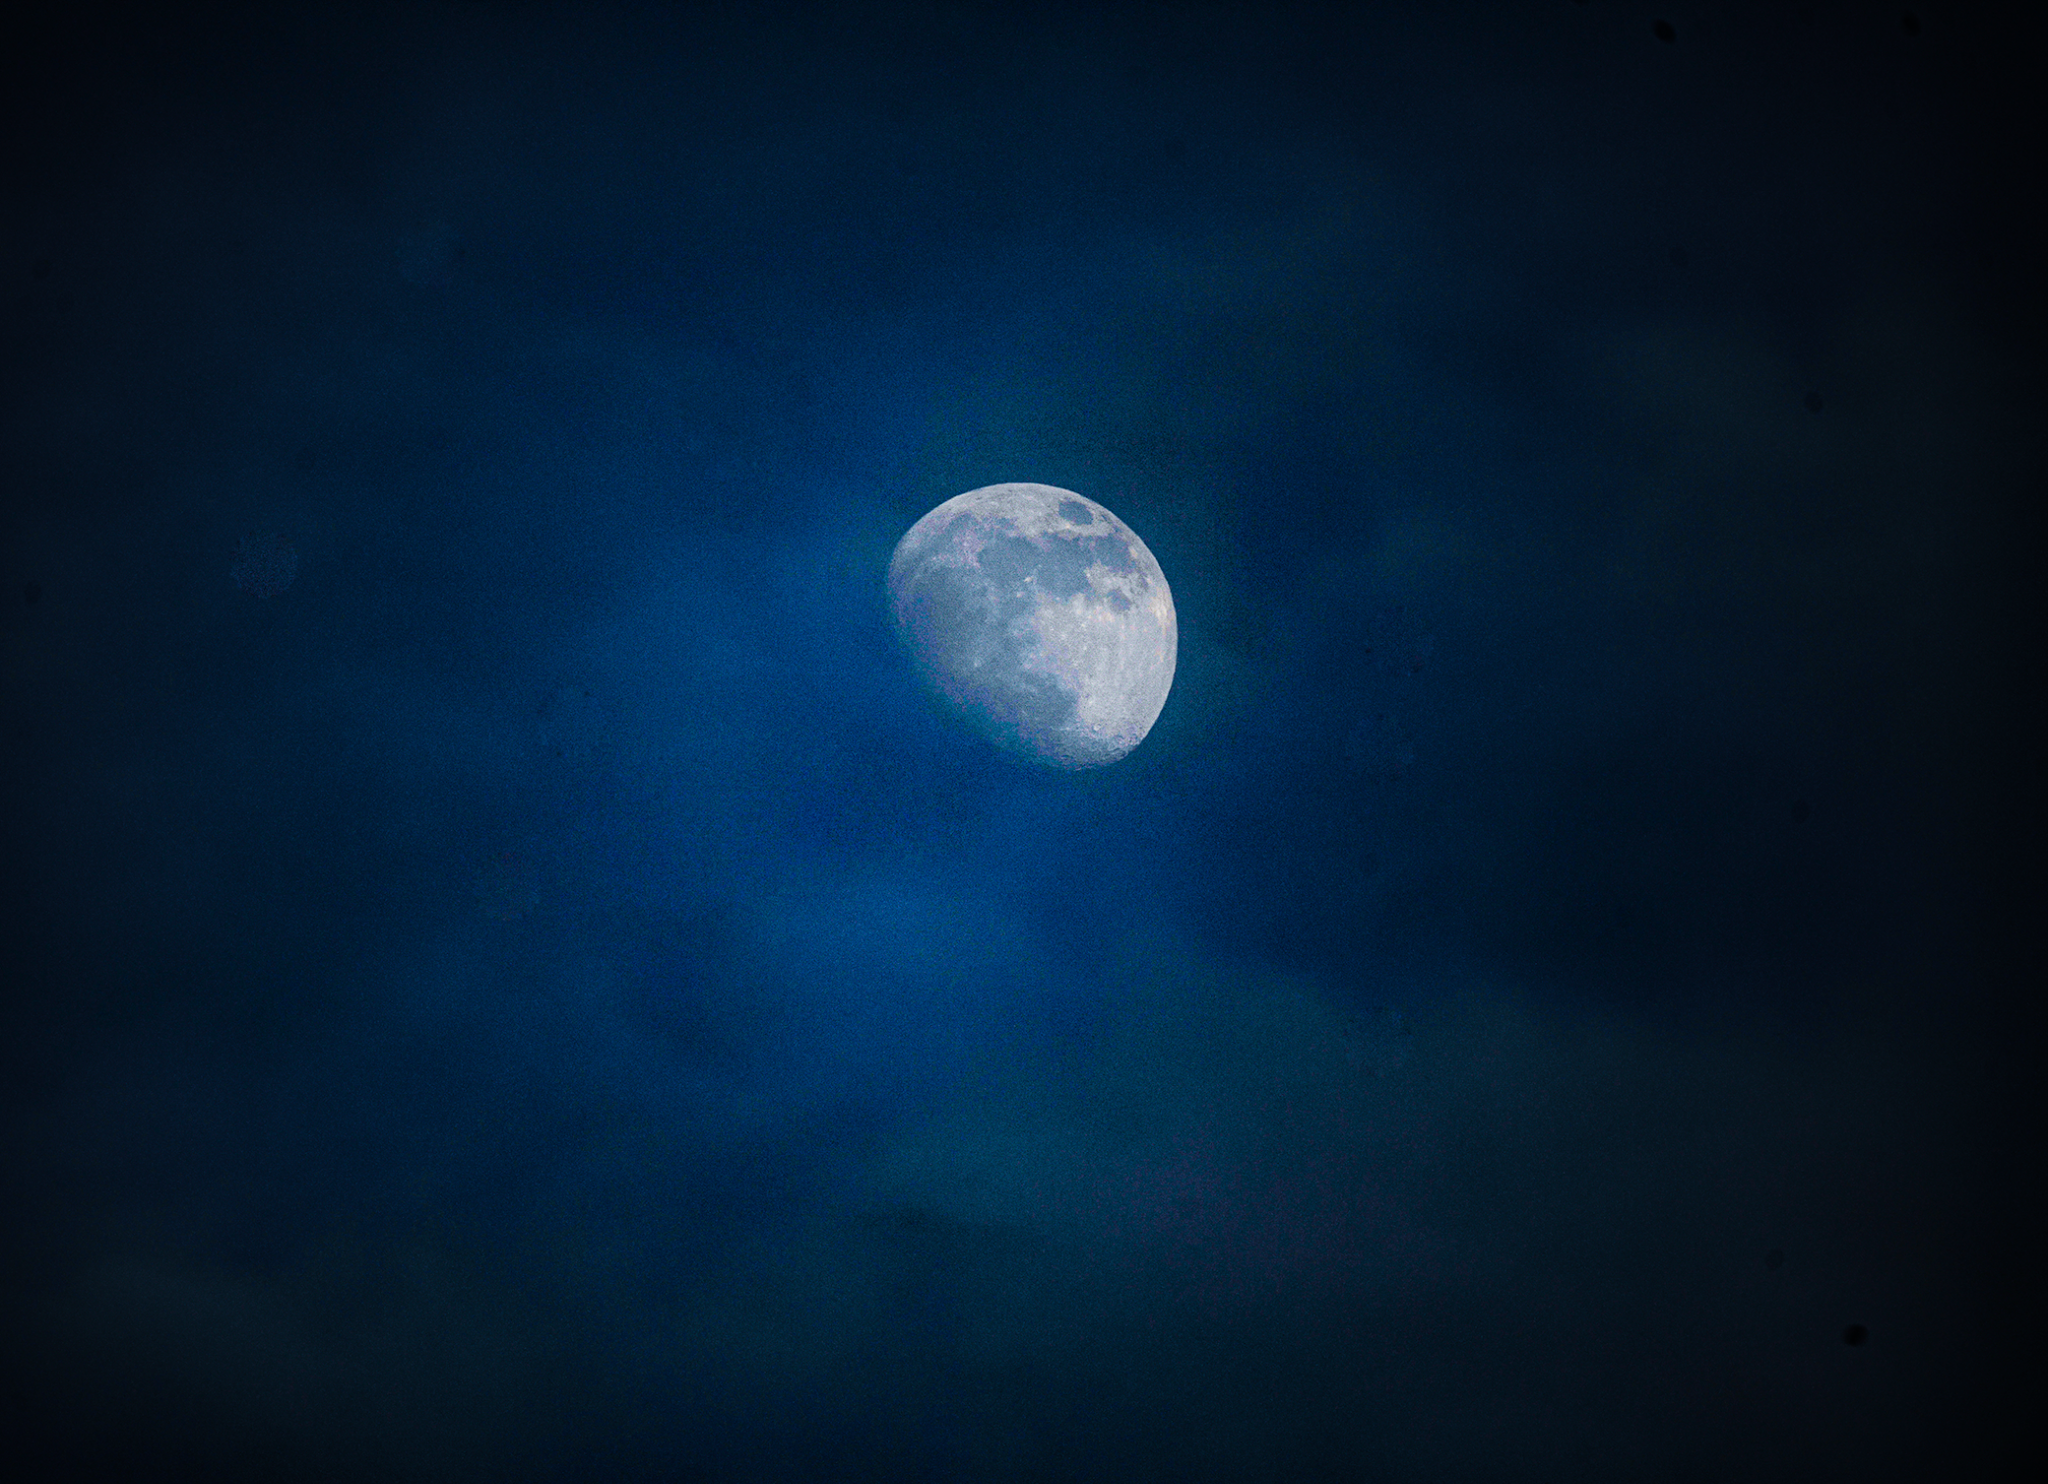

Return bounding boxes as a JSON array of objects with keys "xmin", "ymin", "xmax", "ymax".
[{"xmin": 888, "ymin": 483, "xmax": 1177, "ymax": 769}]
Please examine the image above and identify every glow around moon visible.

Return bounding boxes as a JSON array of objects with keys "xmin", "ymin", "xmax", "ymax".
[{"xmin": 888, "ymin": 483, "xmax": 1177, "ymax": 769}]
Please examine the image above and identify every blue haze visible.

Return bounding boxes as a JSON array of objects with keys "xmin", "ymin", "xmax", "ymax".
[{"xmin": 1, "ymin": 3, "xmax": 2038, "ymax": 1480}]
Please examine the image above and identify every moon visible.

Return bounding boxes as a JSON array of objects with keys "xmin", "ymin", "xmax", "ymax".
[{"xmin": 888, "ymin": 483, "xmax": 1176, "ymax": 769}]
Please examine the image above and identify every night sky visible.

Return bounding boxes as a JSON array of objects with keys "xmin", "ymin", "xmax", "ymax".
[{"xmin": 3, "ymin": 3, "xmax": 2040, "ymax": 1479}]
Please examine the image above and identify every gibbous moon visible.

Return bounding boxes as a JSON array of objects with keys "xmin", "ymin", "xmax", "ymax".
[{"xmin": 888, "ymin": 483, "xmax": 1176, "ymax": 769}]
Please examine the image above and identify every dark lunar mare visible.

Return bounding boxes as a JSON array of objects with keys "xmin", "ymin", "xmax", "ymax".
[
  {"xmin": 974, "ymin": 532, "xmax": 1136, "ymax": 602},
  {"xmin": 897, "ymin": 561, "xmax": 1083, "ymax": 755}
]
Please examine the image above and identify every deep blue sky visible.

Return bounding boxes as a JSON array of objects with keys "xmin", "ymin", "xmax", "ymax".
[{"xmin": 3, "ymin": 2, "xmax": 2039, "ymax": 1479}]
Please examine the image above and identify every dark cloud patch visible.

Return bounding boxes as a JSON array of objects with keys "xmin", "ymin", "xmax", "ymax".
[
  {"xmin": 0, "ymin": 1, "xmax": 2034, "ymax": 1480},
  {"xmin": 229, "ymin": 534, "xmax": 298, "ymax": 598}
]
